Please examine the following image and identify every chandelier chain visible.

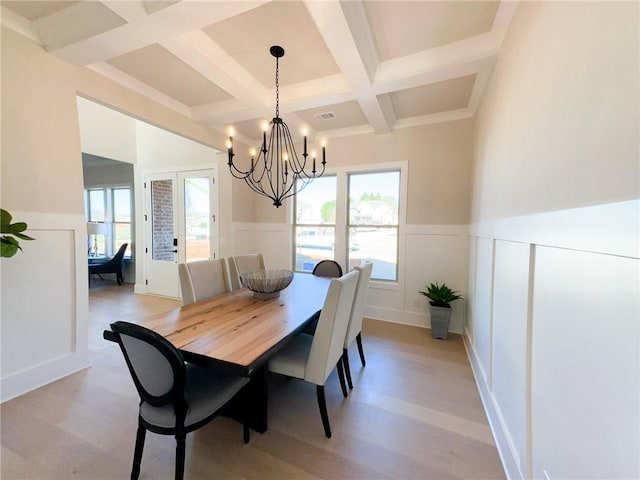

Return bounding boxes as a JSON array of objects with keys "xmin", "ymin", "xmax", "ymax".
[{"xmin": 275, "ymin": 57, "xmax": 280, "ymax": 118}]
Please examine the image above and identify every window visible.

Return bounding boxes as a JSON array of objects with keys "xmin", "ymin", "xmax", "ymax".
[
  {"xmin": 84, "ymin": 186, "xmax": 132, "ymax": 258},
  {"xmin": 348, "ymin": 171, "xmax": 400, "ymax": 281},
  {"xmin": 112, "ymin": 188, "xmax": 132, "ymax": 258},
  {"xmin": 294, "ymin": 176, "xmax": 337, "ymax": 273},
  {"xmin": 294, "ymin": 165, "xmax": 403, "ymax": 282}
]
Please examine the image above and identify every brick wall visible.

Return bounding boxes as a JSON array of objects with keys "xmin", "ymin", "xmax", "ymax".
[{"xmin": 151, "ymin": 180, "xmax": 174, "ymax": 261}]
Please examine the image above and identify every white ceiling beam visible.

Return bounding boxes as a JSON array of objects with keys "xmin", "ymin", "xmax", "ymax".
[
  {"xmin": 374, "ymin": 32, "xmax": 501, "ymax": 94},
  {"xmin": 304, "ymin": 0, "xmax": 393, "ymax": 134},
  {"xmin": 0, "ymin": 6, "xmax": 40, "ymax": 43},
  {"xmin": 161, "ymin": 31, "xmax": 268, "ymax": 110},
  {"xmin": 87, "ymin": 61, "xmax": 191, "ymax": 117},
  {"xmin": 49, "ymin": 1, "xmax": 270, "ymax": 65}
]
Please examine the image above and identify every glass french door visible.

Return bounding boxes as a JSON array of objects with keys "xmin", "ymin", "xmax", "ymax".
[{"xmin": 145, "ymin": 169, "xmax": 218, "ymax": 298}]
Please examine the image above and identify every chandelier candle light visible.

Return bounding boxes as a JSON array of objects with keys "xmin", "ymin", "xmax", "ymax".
[{"xmin": 227, "ymin": 45, "xmax": 326, "ymax": 207}]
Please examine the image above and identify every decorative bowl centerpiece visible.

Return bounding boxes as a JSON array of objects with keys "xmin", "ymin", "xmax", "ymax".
[{"xmin": 239, "ymin": 269, "xmax": 294, "ymax": 299}]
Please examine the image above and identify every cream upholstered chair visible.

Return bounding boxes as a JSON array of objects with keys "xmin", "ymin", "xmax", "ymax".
[
  {"xmin": 268, "ymin": 270, "xmax": 359, "ymax": 438},
  {"xmin": 178, "ymin": 258, "xmax": 231, "ymax": 305},
  {"xmin": 228, "ymin": 253, "xmax": 266, "ymax": 290},
  {"xmin": 342, "ymin": 262, "xmax": 373, "ymax": 390}
]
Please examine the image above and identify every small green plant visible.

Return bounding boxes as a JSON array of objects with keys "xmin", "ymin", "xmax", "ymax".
[
  {"xmin": 1, "ymin": 208, "xmax": 35, "ymax": 258},
  {"xmin": 419, "ymin": 282, "xmax": 462, "ymax": 308}
]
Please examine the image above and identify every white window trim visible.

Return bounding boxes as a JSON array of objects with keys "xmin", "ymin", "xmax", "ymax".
[{"xmin": 292, "ymin": 160, "xmax": 408, "ymax": 285}]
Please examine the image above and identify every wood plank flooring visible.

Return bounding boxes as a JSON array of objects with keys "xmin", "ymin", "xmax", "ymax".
[{"xmin": 1, "ymin": 281, "xmax": 504, "ymax": 479}]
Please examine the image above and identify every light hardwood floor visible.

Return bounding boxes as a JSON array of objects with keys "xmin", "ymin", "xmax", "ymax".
[{"xmin": 1, "ymin": 281, "xmax": 505, "ymax": 479}]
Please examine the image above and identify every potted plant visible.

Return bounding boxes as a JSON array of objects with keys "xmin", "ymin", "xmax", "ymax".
[
  {"xmin": 419, "ymin": 282, "xmax": 462, "ymax": 339},
  {"xmin": 1, "ymin": 208, "xmax": 35, "ymax": 258}
]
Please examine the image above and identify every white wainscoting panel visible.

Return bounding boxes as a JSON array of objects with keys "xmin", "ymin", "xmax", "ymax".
[
  {"xmin": 491, "ymin": 240, "xmax": 531, "ymax": 478},
  {"xmin": 1, "ymin": 212, "xmax": 90, "ymax": 402},
  {"xmin": 405, "ymin": 226, "xmax": 469, "ymax": 332},
  {"xmin": 235, "ymin": 222, "xmax": 470, "ymax": 330},
  {"xmin": 531, "ymin": 247, "xmax": 639, "ymax": 480},
  {"xmin": 471, "ymin": 236, "xmax": 494, "ymax": 385},
  {"xmin": 465, "ymin": 200, "xmax": 640, "ymax": 480}
]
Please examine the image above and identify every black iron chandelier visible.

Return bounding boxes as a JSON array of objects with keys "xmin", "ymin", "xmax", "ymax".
[{"xmin": 226, "ymin": 45, "xmax": 326, "ymax": 208}]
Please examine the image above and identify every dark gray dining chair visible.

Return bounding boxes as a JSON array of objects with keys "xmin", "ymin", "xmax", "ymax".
[
  {"xmin": 312, "ymin": 259, "xmax": 343, "ymax": 278},
  {"xmin": 110, "ymin": 321, "xmax": 250, "ymax": 480},
  {"xmin": 88, "ymin": 242, "xmax": 128, "ymax": 285}
]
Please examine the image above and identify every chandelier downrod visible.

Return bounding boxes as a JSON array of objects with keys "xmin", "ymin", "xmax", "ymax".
[{"xmin": 227, "ymin": 45, "xmax": 326, "ymax": 207}]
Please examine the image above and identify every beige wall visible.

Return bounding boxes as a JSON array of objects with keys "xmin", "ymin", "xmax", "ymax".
[
  {"xmin": 250, "ymin": 119, "xmax": 474, "ymax": 225},
  {"xmin": 468, "ymin": 2, "xmax": 639, "ymax": 479},
  {"xmin": 472, "ymin": 1, "xmax": 639, "ymax": 222},
  {"xmin": 330, "ymin": 120, "xmax": 473, "ymax": 225},
  {"xmin": 1, "ymin": 26, "xmax": 254, "ymax": 221}
]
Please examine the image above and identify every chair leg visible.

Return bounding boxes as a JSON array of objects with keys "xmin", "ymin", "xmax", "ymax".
[
  {"xmin": 336, "ymin": 358, "xmax": 348, "ymax": 398},
  {"xmin": 243, "ymin": 424, "xmax": 250, "ymax": 444},
  {"xmin": 356, "ymin": 332, "xmax": 366, "ymax": 367},
  {"xmin": 316, "ymin": 385, "xmax": 332, "ymax": 438},
  {"xmin": 131, "ymin": 422, "xmax": 146, "ymax": 480},
  {"xmin": 343, "ymin": 348, "xmax": 354, "ymax": 390},
  {"xmin": 175, "ymin": 433, "xmax": 186, "ymax": 480}
]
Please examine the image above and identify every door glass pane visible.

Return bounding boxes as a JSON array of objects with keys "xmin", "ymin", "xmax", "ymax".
[
  {"xmin": 294, "ymin": 176, "xmax": 337, "ymax": 273},
  {"xmin": 184, "ymin": 177, "xmax": 210, "ymax": 262},
  {"xmin": 151, "ymin": 179, "xmax": 174, "ymax": 261}
]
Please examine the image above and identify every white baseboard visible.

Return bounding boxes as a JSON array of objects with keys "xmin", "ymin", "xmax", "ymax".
[
  {"xmin": 365, "ymin": 305, "xmax": 465, "ymax": 334},
  {"xmin": 463, "ymin": 327, "xmax": 523, "ymax": 480},
  {"xmin": 1, "ymin": 351, "xmax": 90, "ymax": 403}
]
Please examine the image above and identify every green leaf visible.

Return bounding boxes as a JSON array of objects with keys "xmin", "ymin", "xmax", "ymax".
[
  {"xmin": 1, "ymin": 236, "xmax": 20, "ymax": 257},
  {"xmin": 6, "ymin": 221, "xmax": 28, "ymax": 233},
  {"xmin": 13, "ymin": 232, "xmax": 35, "ymax": 241},
  {"xmin": 0, "ymin": 209, "xmax": 12, "ymax": 229}
]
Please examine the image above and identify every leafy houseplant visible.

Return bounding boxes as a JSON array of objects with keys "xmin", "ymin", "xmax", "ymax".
[
  {"xmin": 1, "ymin": 209, "xmax": 35, "ymax": 258},
  {"xmin": 419, "ymin": 282, "xmax": 462, "ymax": 339}
]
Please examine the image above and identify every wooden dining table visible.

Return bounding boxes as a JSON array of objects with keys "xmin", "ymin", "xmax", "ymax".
[{"xmin": 104, "ymin": 272, "xmax": 332, "ymax": 432}]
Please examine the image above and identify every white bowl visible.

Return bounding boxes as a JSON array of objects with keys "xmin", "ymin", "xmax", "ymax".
[{"xmin": 239, "ymin": 269, "xmax": 294, "ymax": 299}]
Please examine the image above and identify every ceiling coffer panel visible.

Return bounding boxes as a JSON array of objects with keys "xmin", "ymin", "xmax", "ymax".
[
  {"xmin": 365, "ymin": 1, "xmax": 500, "ymax": 61},
  {"xmin": 202, "ymin": 1, "xmax": 340, "ymax": 88},
  {"xmin": 390, "ymin": 75, "xmax": 477, "ymax": 119},
  {"xmin": 107, "ymin": 44, "xmax": 233, "ymax": 107}
]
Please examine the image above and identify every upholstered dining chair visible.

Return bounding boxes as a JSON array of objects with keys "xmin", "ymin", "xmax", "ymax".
[
  {"xmin": 110, "ymin": 321, "xmax": 250, "ymax": 480},
  {"xmin": 312, "ymin": 259, "xmax": 343, "ymax": 278},
  {"xmin": 342, "ymin": 262, "xmax": 373, "ymax": 390},
  {"xmin": 268, "ymin": 270, "xmax": 359, "ymax": 438},
  {"xmin": 178, "ymin": 258, "xmax": 231, "ymax": 305},
  {"xmin": 88, "ymin": 242, "xmax": 128, "ymax": 285},
  {"xmin": 228, "ymin": 253, "xmax": 266, "ymax": 290}
]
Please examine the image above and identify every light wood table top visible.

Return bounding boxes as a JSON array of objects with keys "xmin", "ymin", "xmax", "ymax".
[{"xmin": 132, "ymin": 273, "xmax": 331, "ymax": 374}]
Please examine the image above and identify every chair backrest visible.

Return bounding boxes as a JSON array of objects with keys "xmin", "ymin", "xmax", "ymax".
[
  {"xmin": 111, "ymin": 321, "xmax": 186, "ymax": 410},
  {"xmin": 304, "ymin": 270, "xmax": 359, "ymax": 385},
  {"xmin": 312, "ymin": 260, "xmax": 343, "ymax": 278},
  {"xmin": 107, "ymin": 243, "xmax": 128, "ymax": 267},
  {"xmin": 178, "ymin": 258, "xmax": 231, "ymax": 305},
  {"xmin": 344, "ymin": 262, "xmax": 373, "ymax": 347},
  {"xmin": 228, "ymin": 253, "xmax": 266, "ymax": 290}
]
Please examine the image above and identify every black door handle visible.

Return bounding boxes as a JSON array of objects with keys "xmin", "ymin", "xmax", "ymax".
[{"xmin": 172, "ymin": 249, "xmax": 178, "ymax": 253}]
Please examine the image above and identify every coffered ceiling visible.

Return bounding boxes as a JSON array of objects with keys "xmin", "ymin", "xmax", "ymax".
[{"xmin": 2, "ymin": 0, "xmax": 518, "ymax": 144}]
